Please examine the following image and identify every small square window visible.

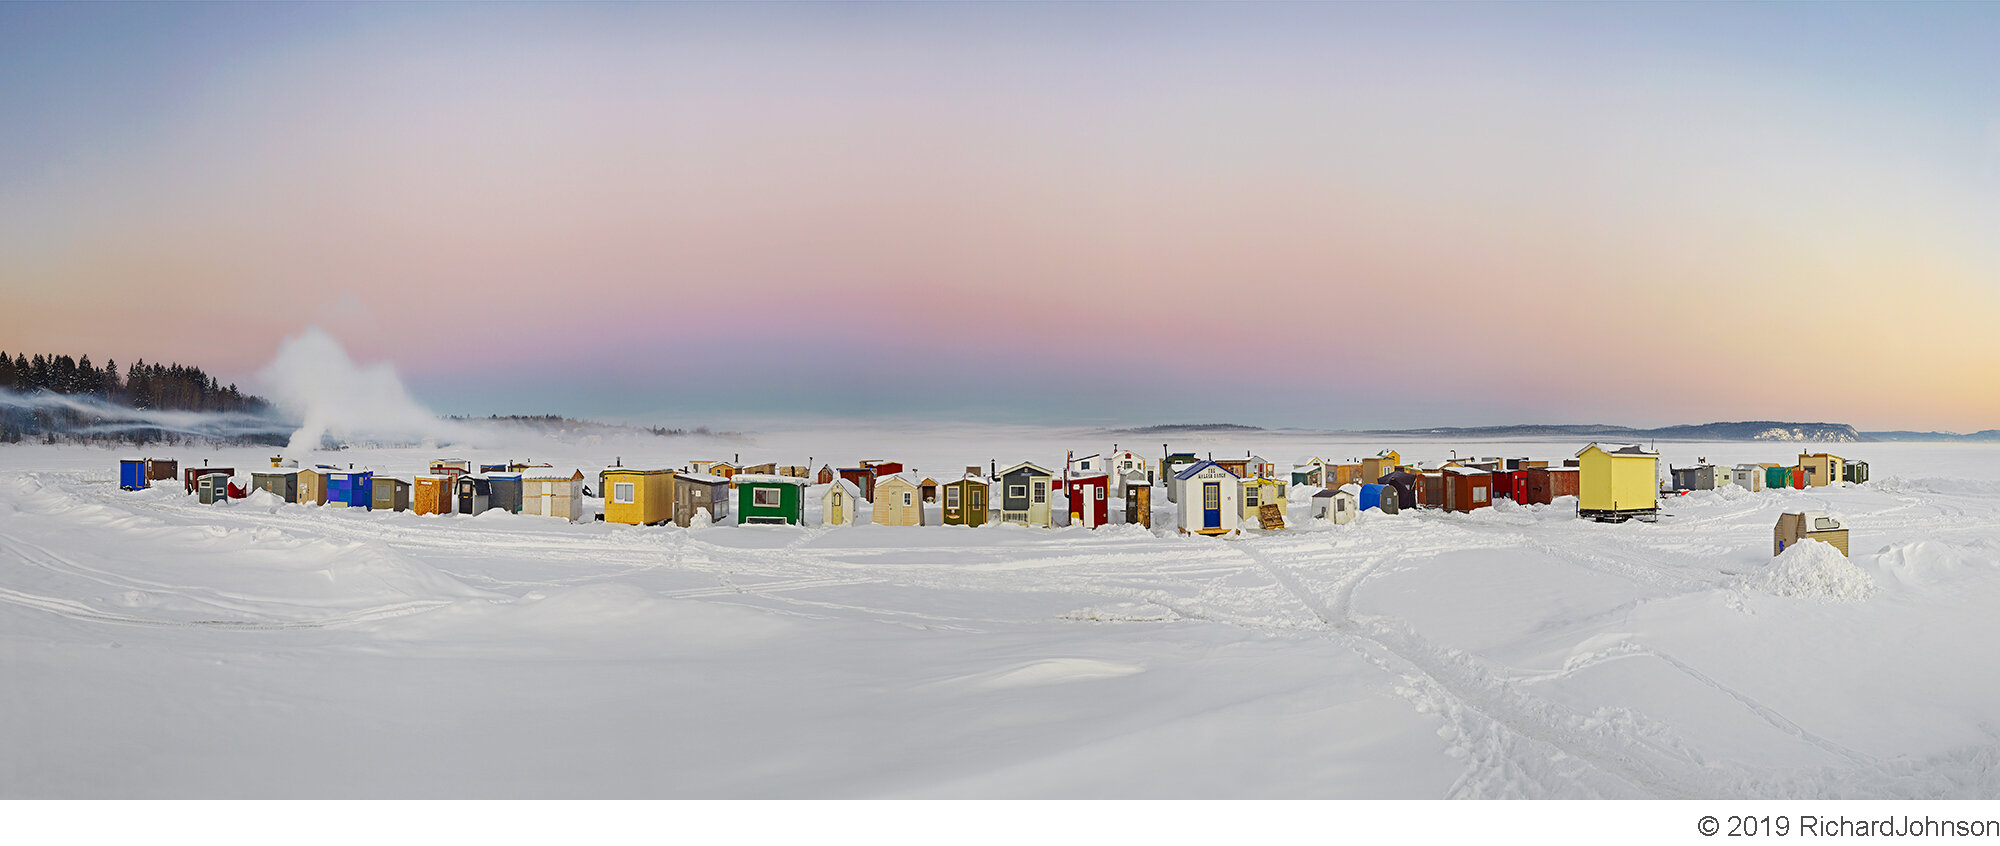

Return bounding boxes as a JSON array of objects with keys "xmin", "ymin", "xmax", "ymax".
[{"xmin": 613, "ymin": 482, "xmax": 635, "ymax": 504}]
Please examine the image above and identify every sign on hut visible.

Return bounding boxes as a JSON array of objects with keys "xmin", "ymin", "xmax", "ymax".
[{"xmin": 372, "ymin": 477, "xmax": 411, "ymax": 512}]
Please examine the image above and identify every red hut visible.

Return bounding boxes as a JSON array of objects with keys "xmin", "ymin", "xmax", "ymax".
[
  {"xmin": 1519, "ymin": 467, "xmax": 1580, "ymax": 505},
  {"xmin": 838, "ymin": 467, "xmax": 877, "ymax": 501},
  {"xmin": 816, "ymin": 465, "xmax": 836, "ymax": 485},
  {"xmin": 860, "ymin": 460, "xmax": 904, "ymax": 476},
  {"xmin": 1441, "ymin": 467, "xmax": 1493, "ymax": 513},
  {"xmin": 1066, "ymin": 473, "xmax": 1110, "ymax": 529},
  {"xmin": 1489, "ymin": 469, "xmax": 1517, "ymax": 500},
  {"xmin": 184, "ymin": 465, "xmax": 236, "ymax": 494}
]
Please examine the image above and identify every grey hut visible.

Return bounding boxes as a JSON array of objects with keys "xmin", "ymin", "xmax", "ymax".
[
  {"xmin": 456, "ymin": 475, "xmax": 493, "ymax": 516},
  {"xmin": 251, "ymin": 469, "xmax": 300, "ymax": 502},
  {"xmin": 488, "ymin": 473, "xmax": 525, "ymax": 514},
  {"xmin": 674, "ymin": 473, "xmax": 731, "ymax": 527},
  {"xmin": 1843, "ymin": 461, "xmax": 1869, "ymax": 484},
  {"xmin": 1732, "ymin": 464, "xmax": 1766, "ymax": 492}
]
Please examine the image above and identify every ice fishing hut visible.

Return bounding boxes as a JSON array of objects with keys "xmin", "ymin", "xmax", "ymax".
[
  {"xmin": 371, "ymin": 477, "xmax": 411, "ymax": 512},
  {"xmin": 252, "ymin": 469, "xmax": 300, "ymax": 502},
  {"xmin": 455, "ymin": 475, "xmax": 493, "ymax": 516},
  {"xmin": 871, "ymin": 473, "xmax": 927, "ymax": 527},
  {"xmin": 1774, "ymin": 511, "xmax": 1849, "ymax": 557},
  {"xmin": 294, "ymin": 468, "xmax": 327, "ymax": 506},
  {"xmin": 487, "ymin": 473, "xmax": 524, "ymax": 514},
  {"xmin": 919, "ymin": 477, "xmax": 939, "ymax": 504},
  {"xmin": 1799, "ymin": 453, "xmax": 1845, "ymax": 488},
  {"xmin": 1215, "ymin": 457, "xmax": 1252, "ymax": 479},
  {"xmin": 822, "ymin": 478, "xmax": 860, "ymax": 527},
  {"xmin": 1359, "ymin": 483, "xmax": 1397, "ymax": 514},
  {"xmin": 1312, "ymin": 488, "xmax": 1357, "ymax": 524},
  {"xmin": 1360, "ymin": 450, "xmax": 1403, "ymax": 483},
  {"xmin": 1670, "ymin": 465, "xmax": 1720, "ymax": 492},
  {"xmin": 1419, "ymin": 471, "xmax": 1444, "ymax": 509},
  {"xmin": 1240, "ymin": 476, "xmax": 1286, "ymax": 528},
  {"xmin": 119, "ymin": 458, "xmax": 149, "ymax": 490},
  {"xmin": 735, "ymin": 474, "xmax": 807, "ymax": 525},
  {"xmin": 673, "ymin": 473, "xmax": 730, "ymax": 527},
  {"xmin": 1377, "ymin": 470, "xmax": 1419, "ymax": 511},
  {"xmin": 413, "ymin": 475, "xmax": 453, "ymax": 516},
  {"xmin": 1109, "ymin": 450, "xmax": 1149, "ymax": 497},
  {"xmin": 1331, "ymin": 463, "xmax": 1364, "ymax": 488},
  {"xmin": 1576, "ymin": 443, "xmax": 1660, "ymax": 522},
  {"xmin": 1068, "ymin": 453, "xmax": 1105, "ymax": 476},
  {"xmin": 196, "ymin": 472, "xmax": 230, "ymax": 504},
  {"xmin": 1174, "ymin": 460, "xmax": 1242, "ymax": 536},
  {"xmin": 1519, "ymin": 467, "xmax": 1579, "ymax": 505},
  {"xmin": 183, "ymin": 465, "xmax": 235, "ymax": 494},
  {"xmin": 999, "ymin": 462, "xmax": 1055, "ymax": 527},
  {"xmin": 602, "ymin": 468, "xmax": 674, "ymax": 526},
  {"xmin": 941, "ymin": 475, "xmax": 990, "ymax": 526},
  {"xmin": 325, "ymin": 470, "xmax": 373, "ymax": 509},
  {"xmin": 1067, "ymin": 473, "xmax": 1110, "ymax": 529},
  {"xmin": 1844, "ymin": 460, "xmax": 1869, "ymax": 484},
  {"xmin": 1764, "ymin": 465, "xmax": 1790, "ymax": 490},
  {"xmin": 1124, "ymin": 473, "xmax": 1152, "ymax": 528},
  {"xmin": 837, "ymin": 467, "xmax": 877, "ymax": 501},
  {"xmin": 1438, "ymin": 466, "xmax": 1492, "ymax": 512},
  {"xmin": 816, "ymin": 465, "xmax": 837, "ymax": 485},
  {"xmin": 1290, "ymin": 458, "xmax": 1328, "ymax": 488},
  {"xmin": 1733, "ymin": 464, "xmax": 1766, "ymax": 492},
  {"xmin": 520, "ymin": 469, "xmax": 584, "ymax": 522},
  {"xmin": 1160, "ymin": 453, "xmax": 1199, "ymax": 502}
]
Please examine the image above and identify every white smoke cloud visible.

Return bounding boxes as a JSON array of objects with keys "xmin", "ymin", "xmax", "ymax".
[{"xmin": 256, "ymin": 326, "xmax": 486, "ymax": 457}]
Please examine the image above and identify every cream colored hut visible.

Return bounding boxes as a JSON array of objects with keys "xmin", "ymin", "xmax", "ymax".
[
  {"xmin": 871, "ymin": 473, "xmax": 926, "ymax": 527},
  {"xmin": 821, "ymin": 479, "xmax": 860, "ymax": 527},
  {"xmin": 521, "ymin": 469, "xmax": 585, "ymax": 522}
]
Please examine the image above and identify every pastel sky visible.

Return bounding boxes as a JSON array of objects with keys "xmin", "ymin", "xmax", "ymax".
[{"xmin": 4, "ymin": 2, "xmax": 1997, "ymax": 431}]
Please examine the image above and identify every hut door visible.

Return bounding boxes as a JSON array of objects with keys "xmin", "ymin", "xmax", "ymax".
[
  {"xmin": 540, "ymin": 483, "xmax": 554, "ymax": 517},
  {"xmin": 1203, "ymin": 482, "xmax": 1221, "ymax": 529}
]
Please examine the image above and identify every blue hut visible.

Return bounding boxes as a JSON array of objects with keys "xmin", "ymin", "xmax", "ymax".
[
  {"xmin": 325, "ymin": 470, "xmax": 374, "ymax": 509},
  {"xmin": 1359, "ymin": 483, "xmax": 1383, "ymax": 511},
  {"xmin": 120, "ymin": 459, "xmax": 148, "ymax": 490}
]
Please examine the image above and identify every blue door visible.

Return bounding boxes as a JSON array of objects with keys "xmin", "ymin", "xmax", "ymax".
[{"xmin": 1203, "ymin": 481, "xmax": 1221, "ymax": 529}]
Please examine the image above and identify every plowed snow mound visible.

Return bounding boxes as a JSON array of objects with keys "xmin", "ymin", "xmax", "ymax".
[{"xmin": 1744, "ymin": 539, "xmax": 1876, "ymax": 602}]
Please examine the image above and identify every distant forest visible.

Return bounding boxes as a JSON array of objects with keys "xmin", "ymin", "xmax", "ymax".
[{"xmin": 0, "ymin": 349, "xmax": 274, "ymax": 444}]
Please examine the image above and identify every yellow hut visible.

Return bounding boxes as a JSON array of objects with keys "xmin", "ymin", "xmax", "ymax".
[
  {"xmin": 1360, "ymin": 450, "xmax": 1402, "ymax": 483},
  {"xmin": 1798, "ymin": 452, "xmax": 1845, "ymax": 488},
  {"xmin": 602, "ymin": 467, "xmax": 675, "ymax": 526},
  {"xmin": 1575, "ymin": 443, "xmax": 1659, "ymax": 522}
]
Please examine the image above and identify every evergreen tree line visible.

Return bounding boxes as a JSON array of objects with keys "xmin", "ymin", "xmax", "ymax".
[
  {"xmin": 0, "ymin": 350, "xmax": 267, "ymax": 413},
  {"xmin": 0, "ymin": 349, "xmax": 280, "ymax": 446}
]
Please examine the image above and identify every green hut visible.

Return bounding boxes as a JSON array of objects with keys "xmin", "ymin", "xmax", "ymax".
[{"xmin": 734, "ymin": 474, "xmax": 806, "ymax": 525}]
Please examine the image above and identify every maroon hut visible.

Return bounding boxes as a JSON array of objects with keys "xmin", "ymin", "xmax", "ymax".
[
  {"xmin": 1519, "ymin": 466, "xmax": 1581, "ymax": 505},
  {"xmin": 1066, "ymin": 473, "xmax": 1110, "ymax": 529}
]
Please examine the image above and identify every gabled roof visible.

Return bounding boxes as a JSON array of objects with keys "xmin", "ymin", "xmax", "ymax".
[
  {"xmin": 999, "ymin": 461, "xmax": 1052, "ymax": 478},
  {"xmin": 824, "ymin": 478, "xmax": 861, "ymax": 498},
  {"xmin": 1174, "ymin": 459, "xmax": 1237, "ymax": 481},
  {"xmin": 1312, "ymin": 487, "xmax": 1354, "ymax": 499},
  {"xmin": 521, "ymin": 469, "xmax": 585, "ymax": 481},
  {"xmin": 1576, "ymin": 442, "xmax": 1658, "ymax": 458}
]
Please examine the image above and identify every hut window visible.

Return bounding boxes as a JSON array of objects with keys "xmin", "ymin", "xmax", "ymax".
[
  {"xmin": 1473, "ymin": 486, "xmax": 1487, "ymax": 502},
  {"xmin": 831, "ymin": 492, "xmax": 842, "ymax": 506},
  {"xmin": 613, "ymin": 482, "xmax": 635, "ymax": 504},
  {"xmin": 903, "ymin": 492, "xmax": 913, "ymax": 507},
  {"xmin": 946, "ymin": 488, "xmax": 960, "ymax": 507},
  {"xmin": 1010, "ymin": 485, "xmax": 1026, "ymax": 499},
  {"xmin": 1095, "ymin": 486, "xmax": 1104, "ymax": 501},
  {"xmin": 1245, "ymin": 486, "xmax": 1259, "ymax": 506},
  {"xmin": 1032, "ymin": 482, "xmax": 1047, "ymax": 504},
  {"xmin": 754, "ymin": 488, "xmax": 781, "ymax": 507}
]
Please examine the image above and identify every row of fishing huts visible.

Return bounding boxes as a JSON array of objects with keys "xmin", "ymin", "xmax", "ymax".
[{"xmin": 115, "ymin": 444, "xmax": 1868, "ymax": 534}]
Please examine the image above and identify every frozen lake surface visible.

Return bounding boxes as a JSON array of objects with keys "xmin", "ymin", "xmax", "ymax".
[{"xmin": 4, "ymin": 430, "xmax": 1997, "ymax": 798}]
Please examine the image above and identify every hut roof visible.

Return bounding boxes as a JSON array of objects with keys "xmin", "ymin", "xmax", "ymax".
[
  {"xmin": 732, "ymin": 474, "xmax": 806, "ymax": 486},
  {"xmin": 678, "ymin": 473, "xmax": 728, "ymax": 485},
  {"xmin": 1577, "ymin": 442, "xmax": 1658, "ymax": 457}
]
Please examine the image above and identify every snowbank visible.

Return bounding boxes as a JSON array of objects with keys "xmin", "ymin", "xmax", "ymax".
[{"xmin": 1742, "ymin": 539, "xmax": 1877, "ymax": 602}]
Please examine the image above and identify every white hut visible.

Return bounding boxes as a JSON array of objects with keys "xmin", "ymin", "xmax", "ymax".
[
  {"xmin": 1311, "ymin": 488, "xmax": 1357, "ymax": 524},
  {"xmin": 822, "ymin": 479, "xmax": 860, "ymax": 527},
  {"xmin": 1174, "ymin": 460, "xmax": 1242, "ymax": 536},
  {"xmin": 1108, "ymin": 449, "xmax": 1149, "ymax": 497},
  {"xmin": 1733, "ymin": 463, "xmax": 1766, "ymax": 492},
  {"xmin": 520, "ymin": 469, "xmax": 585, "ymax": 522}
]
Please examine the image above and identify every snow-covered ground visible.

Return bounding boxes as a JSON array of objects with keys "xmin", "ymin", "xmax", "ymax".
[{"xmin": 4, "ymin": 430, "xmax": 1998, "ymax": 798}]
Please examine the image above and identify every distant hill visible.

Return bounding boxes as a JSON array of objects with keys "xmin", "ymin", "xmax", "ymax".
[
  {"xmin": 1112, "ymin": 420, "xmax": 1872, "ymax": 440},
  {"xmin": 1861, "ymin": 430, "xmax": 2000, "ymax": 443}
]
